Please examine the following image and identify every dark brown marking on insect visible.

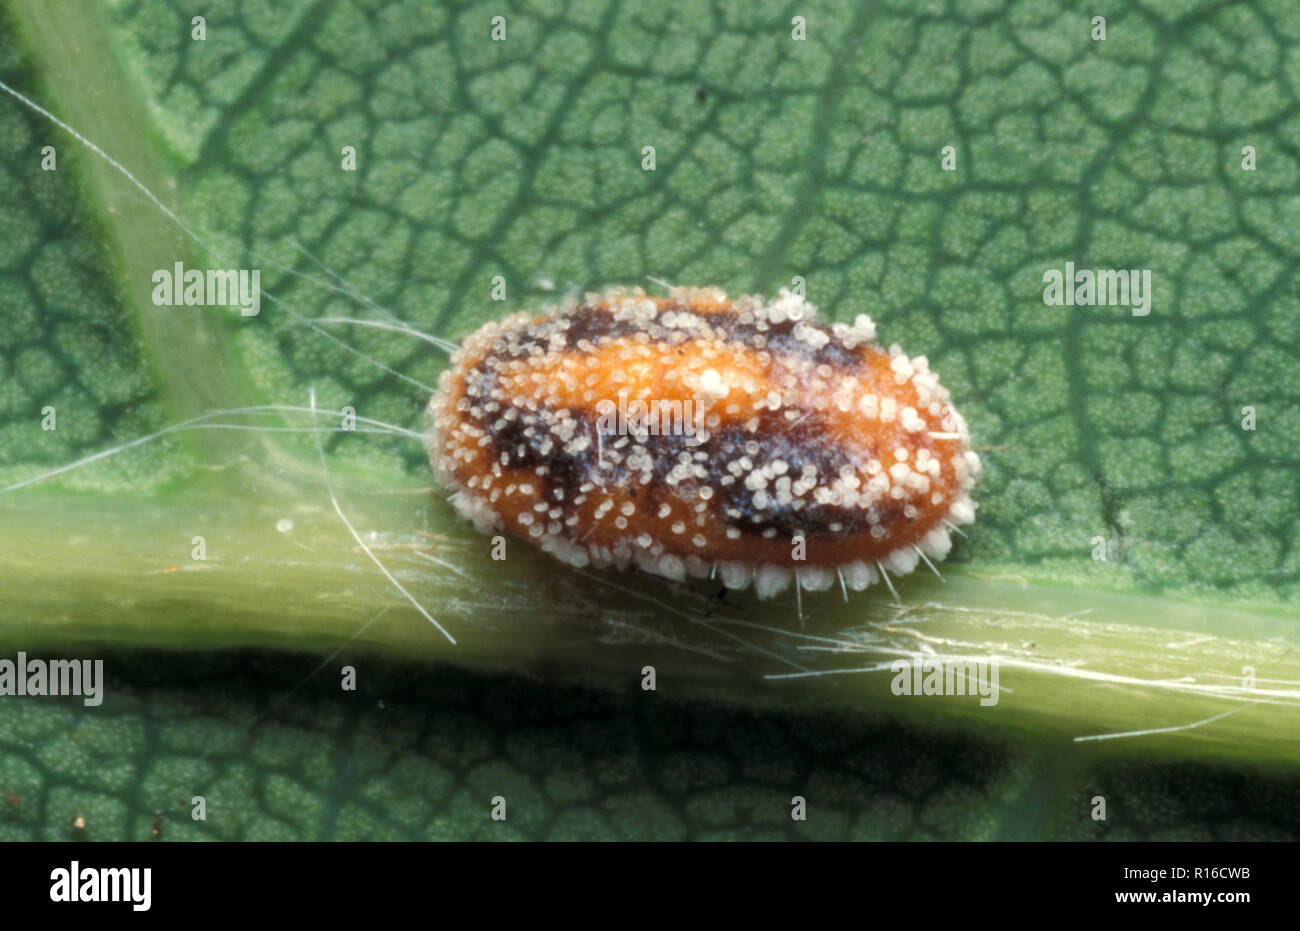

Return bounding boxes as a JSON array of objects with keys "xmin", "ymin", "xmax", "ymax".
[
  {"xmin": 467, "ymin": 397, "xmax": 869, "ymax": 541},
  {"xmin": 491, "ymin": 301, "xmax": 864, "ymax": 374},
  {"xmin": 718, "ymin": 314, "xmax": 863, "ymax": 371},
  {"xmin": 707, "ymin": 410, "xmax": 871, "ymax": 538},
  {"xmin": 486, "ymin": 410, "xmax": 598, "ymax": 505}
]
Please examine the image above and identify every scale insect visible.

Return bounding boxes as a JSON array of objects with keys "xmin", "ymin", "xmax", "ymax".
[
  {"xmin": 0, "ymin": 76, "xmax": 980, "ymax": 633},
  {"xmin": 431, "ymin": 286, "xmax": 980, "ymax": 600}
]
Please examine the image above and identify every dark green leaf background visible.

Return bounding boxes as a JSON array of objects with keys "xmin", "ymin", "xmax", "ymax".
[{"xmin": 0, "ymin": 0, "xmax": 1296, "ymax": 840}]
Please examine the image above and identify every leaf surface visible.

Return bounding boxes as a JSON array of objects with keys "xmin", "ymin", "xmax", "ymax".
[{"xmin": 0, "ymin": 0, "xmax": 1297, "ymax": 840}]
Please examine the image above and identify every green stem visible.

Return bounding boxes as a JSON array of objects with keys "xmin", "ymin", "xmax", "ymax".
[{"xmin": 4, "ymin": 473, "xmax": 1298, "ymax": 766}]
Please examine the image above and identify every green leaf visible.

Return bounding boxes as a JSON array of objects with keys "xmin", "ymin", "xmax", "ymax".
[{"xmin": 0, "ymin": 0, "xmax": 1297, "ymax": 840}]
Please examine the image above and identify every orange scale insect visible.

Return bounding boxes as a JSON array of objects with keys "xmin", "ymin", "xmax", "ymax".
[{"xmin": 427, "ymin": 286, "xmax": 980, "ymax": 599}]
